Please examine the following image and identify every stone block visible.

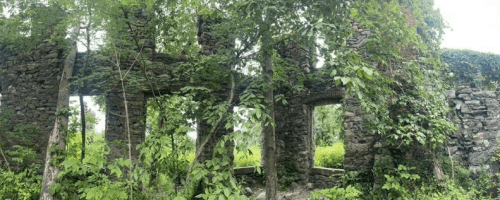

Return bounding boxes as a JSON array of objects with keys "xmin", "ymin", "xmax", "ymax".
[
  {"xmin": 459, "ymin": 88, "xmax": 472, "ymax": 94},
  {"xmin": 465, "ymin": 100, "xmax": 481, "ymax": 105},
  {"xmin": 446, "ymin": 90, "xmax": 456, "ymax": 99},
  {"xmin": 458, "ymin": 94, "xmax": 471, "ymax": 100}
]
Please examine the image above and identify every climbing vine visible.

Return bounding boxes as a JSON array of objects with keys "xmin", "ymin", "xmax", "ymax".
[{"xmin": 441, "ymin": 49, "xmax": 500, "ymax": 90}]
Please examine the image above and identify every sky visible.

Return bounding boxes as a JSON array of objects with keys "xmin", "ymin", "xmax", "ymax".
[
  {"xmin": 69, "ymin": 96, "xmax": 106, "ymax": 133},
  {"xmin": 433, "ymin": 0, "xmax": 500, "ymax": 55}
]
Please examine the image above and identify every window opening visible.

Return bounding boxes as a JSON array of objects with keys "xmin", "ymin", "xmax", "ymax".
[
  {"xmin": 233, "ymin": 106, "xmax": 262, "ymax": 168},
  {"xmin": 144, "ymin": 95, "xmax": 197, "ymax": 175},
  {"xmin": 67, "ymin": 95, "xmax": 106, "ymax": 160}
]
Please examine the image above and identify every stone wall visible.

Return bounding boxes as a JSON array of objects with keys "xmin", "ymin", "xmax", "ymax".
[
  {"xmin": 0, "ymin": 43, "xmax": 64, "ymax": 165},
  {"xmin": 270, "ymin": 16, "xmax": 377, "ymax": 185},
  {"xmin": 0, "ymin": 14, "xmax": 233, "ymax": 168},
  {"xmin": 446, "ymin": 84, "xmax": 500, "ymax": 175},
  {"xmin": 0, "ymin": 11, "xmax": 402, "ymax": 190},
  {"xmin": 233, "ymin": 167, "xmax": 343, "ymax": 190},
  {"xmin": 105, "ymin": 90, "xmax": 146, "ymax": 160},
  {"xmin": 309, "ymin": 167, "xmax": 344, "ymax": 189}
]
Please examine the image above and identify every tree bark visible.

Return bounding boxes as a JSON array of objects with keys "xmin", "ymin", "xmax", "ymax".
[
  {"xmin": 261, "ymin": 33, "xmax": 277, "ymax": 200},
  {"xmin": 80, "ymin": 5, "xmax": 92, "ymax": 162},
  {"xmin": 79, "ymin": 94, "xmax": 86, "ymax": 162},
  {"xmin": 40, "ymin": 26, "xmax": 79, "ymax": 200}
]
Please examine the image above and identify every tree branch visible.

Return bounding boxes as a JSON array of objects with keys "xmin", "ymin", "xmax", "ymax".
[
  {"xmin": 186, "ymin": 73, "xmax": 236, "ymax": 184},
  {"xmin": 0, "ymin": 147, "xmax": 10, "ymax": 172}
]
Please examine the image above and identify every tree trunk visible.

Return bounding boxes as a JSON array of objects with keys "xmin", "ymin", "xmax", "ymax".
[
  {"xmin": 40, "ymin": 26, "xmax": 79, "ymax": 200},
  {"xmin": 80, "ymin": 8, "xmax": 91, "ymax": 162},
  {"xmin": 261, "ymin": 33, "xmax": 277, "ymax": 200},
  {"xmin": 79, "ymin": 94, "xmax": 86, "ymax": 162}
]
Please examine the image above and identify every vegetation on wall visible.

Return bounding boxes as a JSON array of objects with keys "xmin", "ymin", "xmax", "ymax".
[
  {"xmin": 1, "ymin": 0, "xmax": 500, "ymax": 199},
  {"xmin": 441, "ymin": 48, "xmax": 500, "ymax": 90}
]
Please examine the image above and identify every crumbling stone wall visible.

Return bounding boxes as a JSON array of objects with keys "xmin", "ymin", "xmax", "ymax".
[
  {"xmin": 0, "ymin": 15, "xmax": 233, "ymax": 167},
  {"xmin": 0, "ymin": 43, "xmax": 65, "ymax": 165},
  {"xmin": 0, "ymin": 11, "xmax": 421, "ymax": 191},
  {"xmin": 269, "ymin": 18, "xmax": 376, "ymax": 185},
  {"xmin": 233, "ymin": 166, "xmax": 344, "ymax": 190},
  {"xmin": 446, "ymin": 85, "xmax": 500, "ymax": 175},
  {"xmin": 105, "ymin": 90, "xmax": 146, "ymax": 160}
]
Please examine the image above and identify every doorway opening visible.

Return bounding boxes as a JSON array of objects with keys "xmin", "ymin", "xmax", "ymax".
[{"xmin": 313, "ymin": 104, "xmax": 344, "ymax": 169}]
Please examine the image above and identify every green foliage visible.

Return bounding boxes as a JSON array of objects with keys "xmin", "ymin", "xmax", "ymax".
[
  {"xmin": 309, "ymin": 185, "xmax": 361, "ymax": 200},
  {"xmin": 233, "ymin": 108, "xmax": 262, "ymax": 148},
  {"xmin": 314, "ymin": 143, "xmax": 345, "ymax": 169},
  {"xmin": 234, "ymin": 146, "xmax": 261, "ymax": 168},
  {"xmin": 275, "ymin": 161, "xmax": 299, "ymax": 190},
  {"xmin": 0, "ymin": 145, "xmax": 41, "ymax": 199},
  {"xmin": 0, "ymin": 163, "xmax": 41, "ymax": 200},
  {"xmin": 341, "ymin": 0, "xmax": 456, "ymax": 152},
  {"xmin": 0, "ymin": 109, "xmax": 39, "ymax": 145},
  {"xmin": 0, "ymin": 0, "xmax": 69, "ymax": 53},
  {"xmin": 140, "ymin": 94, "xmax": 197, "ymax": 195},
  {"xmin": 192, "ymin": 137, "xmax": 248, "ymax": 200},
  {"xmin": 6, "ymin": 145, "xmax": 37, "ymax": 165},
  {"xmin": 51, "ymin": 101, "xmax": 131, "ymax": 199},
  {"xmin": 381, "ymin": 165, "xmax": 421, "ymax": 198},
  {"xmin": 441, "ymin": 49, "xmax": 500, "ymax": 90},
  {"xmin": 409, "ymin": 179, "xmax": 486, "ymax": 200},
  {"xmin": 53, "ymin": 141, "xmax": 130, "ymax": 199},
  {"xmin": 0, "ymin": 0, "xmax": 490, "ymax": 199},
  {"xmin": 314, "ymin": 105, "xmax": 344, "ymax": 146}
]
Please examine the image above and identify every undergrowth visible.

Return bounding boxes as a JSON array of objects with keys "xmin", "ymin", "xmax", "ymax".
[{"xmin": 315, "ymin": 142, "xmax": 345, "ymax": 169}]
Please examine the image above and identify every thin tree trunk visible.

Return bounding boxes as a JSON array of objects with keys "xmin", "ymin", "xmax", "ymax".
[
  {"xmin": 40, "ymin": 26, "xmax": 79, "ymax": 200},
  {"xmin": 117, "ymin": 64, "xmax": 134, "ymax": 200},
  {"xmin": 108, "ymin": 41, "xmax": 145, "ymax": 200},
  {"xmin": 79, "ymin": 94, "xmax": 86, "ymax": 162},
  {"xmin": 433, "ymin": 151, "xmax": 444, "ymax": 181},
  {"xmin": 447, "ymin": 146, "xmax": 455, "ymax": 178},
  {"xmin": 80, "ymin": 6, "xmax": 92, "ymax": 162},
  {"xmin": 261, "ymin": 33, "xmax": 277, "ymax": 200},
  {"xmin": 170, "ymin": 123, "xmax": 178, "ymax": 194}
]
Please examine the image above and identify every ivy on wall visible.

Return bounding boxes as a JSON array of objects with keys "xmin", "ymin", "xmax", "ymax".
[{"xmin": 441, "ymin": 49, "xmax": 500, "ymax": 89}]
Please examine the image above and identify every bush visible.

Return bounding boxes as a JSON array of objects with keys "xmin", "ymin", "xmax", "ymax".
[
  {"xmin": 309, "ymin": 185, "xmax": 361, "ymax": 200},
  {"xmin": 234, "ymin": 146, "xmax": 261, "ymax": 167},
  {"xmin": 315, "ymin": 142, "xmax": 344, "ymax": 168},
  {"xmin": 0, "ymin": 164, "xmax": 42, "ymax": 200}
]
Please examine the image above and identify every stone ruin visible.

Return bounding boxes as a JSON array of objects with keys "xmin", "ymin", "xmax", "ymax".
[
  {"xmin": 1, "ymin": 11, "xmax": 499, "ymax": 190},
  {"xmin": 446, "ymin": 85, "xmax": 500, "ymax": 175}
]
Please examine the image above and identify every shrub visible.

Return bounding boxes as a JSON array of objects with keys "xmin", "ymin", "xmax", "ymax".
[
  {"xmin": 0, "ymin": 164, "xmax": 42, "ymax": 200},
  {"xmin": 315, "ymin": 142, "xmax": 344, "ymax": 168},
  {"xmin": 234, "ymin": 146, "xmax": 261, "ymax": 167},
  {"xmin": 309, "ymin": 185, "xmax": 361, "ymax": 200}
]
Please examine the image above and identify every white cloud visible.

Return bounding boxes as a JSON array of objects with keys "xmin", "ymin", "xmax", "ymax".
[{"xmin": 434, "ymin": 0, "xmax": 500, "ymax": 55}]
